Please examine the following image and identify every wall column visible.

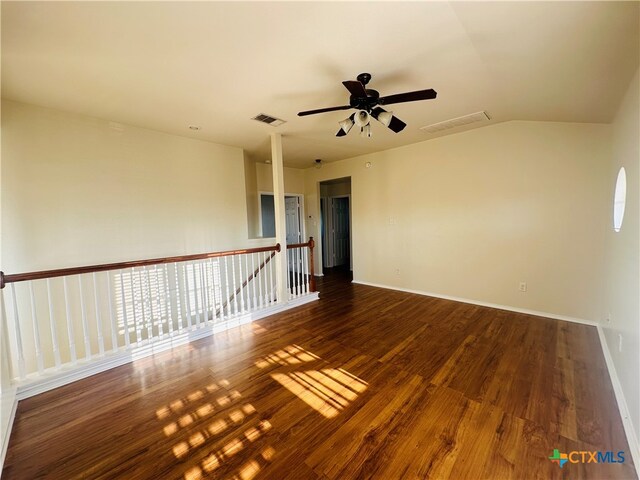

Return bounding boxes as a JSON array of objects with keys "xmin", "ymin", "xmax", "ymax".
[{"xmin": 270, "ymin": 133, "xmax": 288, "ymax": 303}]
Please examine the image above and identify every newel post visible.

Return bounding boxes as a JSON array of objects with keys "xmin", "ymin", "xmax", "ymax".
[{"xmin": 309, "ymin": 237, "xmax": 316, "ymax": 292}]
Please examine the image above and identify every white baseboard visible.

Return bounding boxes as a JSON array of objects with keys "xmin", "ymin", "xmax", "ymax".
[
  {"xmin": 351, "ymin": 280, "xmax": 598, "ymax": 326},
  {"xmin": 597, "ymin": 326, "xmax": 640, "ymax": 477},
  {"xmin": 0, "ymin": 386, "xmax": 17, "ymax": 477},
  {"xmin": 14, "ymin": 294, "xmax": 319, "ymax": 401}
]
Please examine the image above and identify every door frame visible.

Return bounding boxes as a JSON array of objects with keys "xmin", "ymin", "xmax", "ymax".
[
  {"xmin": 258, "ymin": 191, "xmax": 305, "ymax": 241},
  {"xmin": 321, "ymin": 194, "xmax": 352, "ymax": 270}
]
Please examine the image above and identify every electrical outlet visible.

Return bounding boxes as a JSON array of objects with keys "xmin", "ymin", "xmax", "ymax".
[
  {"xmin": 519, "ymin": 282, "xmax": 527, "ymax": 292},
  {"xmin": 395, "ymin": 268, "xmax": 400, "ymax": 276},
  {"xmin": 389, "ymin": 216, "xmax": 397, "ymax": 225},
  {"xmin": 606, "ymin": 313, "xmax": 611, "ymax": 324},
  {"xmin": 618, "ymin": 333, "xmax": 623, "ymax": 353}
]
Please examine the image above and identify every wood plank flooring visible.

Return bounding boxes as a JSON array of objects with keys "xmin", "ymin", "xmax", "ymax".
[{"xmin": 3, "ymin": 271, "xmax": 636, "ymax": 479}]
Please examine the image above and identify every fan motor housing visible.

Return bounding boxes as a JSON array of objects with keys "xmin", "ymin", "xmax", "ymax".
[{"xmin": 349, "ymin": 89, "xmax": 380, "ymax": 111}]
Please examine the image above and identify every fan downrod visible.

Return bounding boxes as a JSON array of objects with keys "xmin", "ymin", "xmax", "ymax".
[{"xmin": 357, "ymin": 73, "xmax": 372, "ymax": 86}]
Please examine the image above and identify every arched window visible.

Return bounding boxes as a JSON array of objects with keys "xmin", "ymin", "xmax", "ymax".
[{"xmin": 613, "ymin": 167, "xmax": 627, "ymax": 233}]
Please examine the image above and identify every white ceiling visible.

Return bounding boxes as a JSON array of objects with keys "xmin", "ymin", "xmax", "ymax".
[{"xmin": 2, "ymin": 1, "xmax": 638, "ymax": 168}]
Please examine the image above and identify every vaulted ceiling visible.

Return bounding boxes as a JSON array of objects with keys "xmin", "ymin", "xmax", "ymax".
[{"xmin": 2, "ymin": 2, "xmax": 639, "ymax": 168}]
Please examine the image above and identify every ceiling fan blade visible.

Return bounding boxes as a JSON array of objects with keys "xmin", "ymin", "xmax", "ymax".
[
  {"xmin": 379, "ymin": 88, "xmax": 437, "ymax": 106},
  {"xmin": 342, "ymin": 80, "xmax": 368, "ymax": 97},
  {"xmin": 371, "ymin": 107, "xmax": 407, "ymax": 133},
  {"xmin": 387, "ymin": 116, "xmax": 406, "ymax": 133},
  {"xmin": 298, "ymin": 105, "xmax": 352, "ymax": 117}
]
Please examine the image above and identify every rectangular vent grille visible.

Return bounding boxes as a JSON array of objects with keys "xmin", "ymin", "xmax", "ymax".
[
  {"xmin": 420, "ymin": 111, "xmax": 490, "ymax": 134},
  {"xmin": 251, "ymin": 113, "xmax": 286, "ymax": 127}
]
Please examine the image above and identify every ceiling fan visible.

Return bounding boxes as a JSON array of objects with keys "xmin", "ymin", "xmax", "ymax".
[{"xmin": 297, "ymin": 73, "xmax": 437, "ymax": 137}]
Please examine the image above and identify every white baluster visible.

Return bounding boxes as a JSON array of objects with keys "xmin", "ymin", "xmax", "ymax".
[
  {"xmin": 174, "ymin": 263, "xmax": 184, "ymax": 332},
  {"xmin": 153, "ymin": 266, "xmax": 164, "ymax": 338},
  {"xmin": 245, "ymin": 254, "xmax": 251, "ymax": 311},
  {"xmin": 28, "ymin": 282, "xmax": 44, "ymax": 373},
  {"xmin": 251, "ymin": 253, "xmax": 257, "ymax": 310},
  {"xmin": 118, "ymin": 271, "xmax": 131, "ymax": 348},
  {"xmin": 223, "ymin": 256, "xmax": 231, "ymax": 318},
  {"xmin": 92, "ymin": 273, "xmax": 105, "ymax": 356},
  {"xmin": 146, "ymin": 267, "xmax": 156, "ymax": 339},
  {"xmin": 305, "ymin": 245, "xmax": 310, "ymax": 294},
  {"xmin": 183, "ymin": 263, "xmax": 193, "ymax": 329},
  {"xmin": 106, "ymin": 272, "xmax": 118, "ymax": 352},
  {"xmin": 10, "ymin": 284, "xmax": 26, "ymax": 379},
  {"xmin": 293, "ymin": 248, "xmax": 297, "ymax": 297},
  {"xmin": 285, "ymin": 249, "xmax": 290, "ymax": 299},
  {"xmin": 298, "ymin": 247, "xmax": 304, "ymax": 295},
  {"xmin": 46, "ymin": 279, "xmax": 61, "ymax": 368},
  {"xmin": 269, "ymin": 252, "xmax": 275, "ymax": 304},
  {"xmin": 206, "ymin": 260, "xmax": 214, "ymax": 322},
  {"xmin": 231, "ymin": 256, "xmax": 239, "ymax": 315},
  {"xmin": 130, "ymin": 269, "xmax": 141, "ymax": 345},
  {"xmin": 300, "ymin": 247, "xmax": 304, "ymax": 295},
  {"xmin": 293, "ymin": 248, "xmax": 297, "ymax": 298},
  {"xmin": 191, "ymin": 262, "xmax": 201, "ymax": 327},
  {"xmin": 258, "ymin": 252, "xmax": 264, "ymax": 308},
  {"xmin": 139, "ymin": 268, "xmax": 151, "ymax": 342},
  {"xmin": 209, "ymin": 259, "xmax": 218, "ymax": 322},
  {"xmin": 164, "ymin": 264, "xmax": 174, "ymax": 336},
  {"xmin": 78, "ymin": 276, "xmax": 91, "ymax": 360},
  {"xmin": 238, "ymin": 254, "xmax": 245, "ymax": 314},
  {"xmin": 63, "ymin": 277, "xmax": 78, "ymax": 363},
  {"xmin": 200, "ymin": 262, "xmax": 209, "ymax": 323},
  {"xmin": 296, "ymin": 248, "xmax": 301, "ymax": 298}
]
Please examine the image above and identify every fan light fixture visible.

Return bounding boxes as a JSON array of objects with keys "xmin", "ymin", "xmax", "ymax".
[
  {"xmin": 354, "ymin": 110, "xmax": 371, "ymax": 127},
  {"xmin": 338, "ymin": 116, "xmax": 355, "ymax": 135},
  {"xmin": 376, "ymin": 110, "xmax": 393, "ymax": 127}
]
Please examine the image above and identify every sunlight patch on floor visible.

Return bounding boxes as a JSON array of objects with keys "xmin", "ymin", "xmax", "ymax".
[
  {"xmin": 271, "ymin": 368, "xmax": 367, "ymax": 419},
  {"xmin": 254, "ymin": 344, "xmax": 320, "ymax": 369},
  {"xmin": 156, "ymin": 379, "xmax": 232, "ymax": 420}
]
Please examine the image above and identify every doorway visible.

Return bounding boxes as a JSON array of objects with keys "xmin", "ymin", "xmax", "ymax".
[
  {"xmin": 259, "ymin": 193, "xmax": 304, "ymax": 242},
  {"xmin": 319, "ymin": 177, "xmax": 352, "ymax": 271}
]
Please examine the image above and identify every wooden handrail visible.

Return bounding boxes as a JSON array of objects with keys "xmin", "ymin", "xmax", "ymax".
[
  {"xmin": 0, "ymin": 244, "xmax": 281, "ymax": 288},
  {"xmin": 286, "ymin": 241, "xmax": 312, "ymax": 249}
]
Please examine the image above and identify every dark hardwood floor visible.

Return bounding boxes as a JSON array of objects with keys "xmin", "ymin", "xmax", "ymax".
[{"xmin": 3, "ymin": 270, "xmax": 635, "ymax": 479}]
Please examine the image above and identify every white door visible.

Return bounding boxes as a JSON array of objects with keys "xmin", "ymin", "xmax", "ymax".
[
  {"xmin": 332, "ymin": 197, "xmax": 350, "ymax": 267},
  {"xmin": 285, "ymin": 196, "xmax": 301, "ymax": 244}
]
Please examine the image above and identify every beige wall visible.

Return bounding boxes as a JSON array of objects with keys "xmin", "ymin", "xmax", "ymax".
[
  {"xmin": 304, "ymin": 120, "xmax": 610, "ymax": 322},
  {"xmin": 602, "ymin": 69, "xmax": 640, "ymax": 437},
  {"xmin": 2, "ymin": 100, "xmax": 250, "ymax": 273},
  {"xmin": 244, "ymin": 153, "xmax": 260, "ymax": 239},
  {"xmin": 244, "ymin": 162, "xmax": 305, "ymax": 239},
  {"xmin": 256, "ymin": 162, "xmax": 304, "ymax": 194},
  {"xmin": 320, "ymin": 179, "xmax": 351, "ymax": 198}
]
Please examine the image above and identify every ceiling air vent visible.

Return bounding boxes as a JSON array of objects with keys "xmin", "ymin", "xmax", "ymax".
[
  {"xmin": 251, "ymin": 113, "xmax": 286, "ymax": 127},
  {"xmin": 420, "ymin": 111, "xmax": 490, "ymax": 134}
]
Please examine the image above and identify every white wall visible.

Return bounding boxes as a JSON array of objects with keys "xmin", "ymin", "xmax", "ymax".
[
  {"xmin": 2, "ymin": 100, "xmax": 250, "ymax": 273},
  {"xmin": 602, "ymin": 68, "xmax": 640, "ymax": 438},
  {"xmin": 304, "ymin": 120, "xmax": 611, "ymax": 322}
]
